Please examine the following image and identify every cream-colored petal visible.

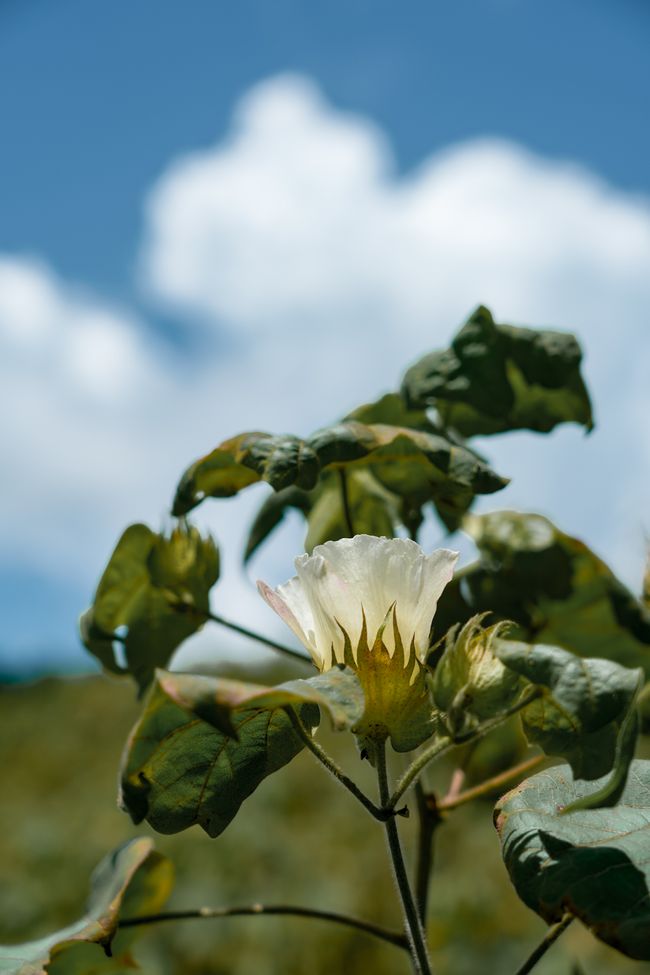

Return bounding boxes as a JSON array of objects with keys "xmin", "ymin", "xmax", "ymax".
[
  {"xmin": 410, "ymin": 548, "xmax": 459, "ymax": 662},
  {"xmin": 308, "ymin": 535, "xmax": 403, "ymax": 655},
  {"xmin": 256, "ymin": 578, "xmax": 324, "ymax": 669},
  {"xmin": 294, "ymin": 551, "xmax": 352, "ymax": 668},
  {"xmin": 259, "ymin": 535, "xmax": 458, "ymax": 672}
]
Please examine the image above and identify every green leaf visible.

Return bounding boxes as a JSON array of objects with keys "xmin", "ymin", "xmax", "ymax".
[
  {"xmin": 282, "ymin": 667, "xmax": 365, "ymax": 731},
  {"xmin": 0, "ymin": 839, "xmax": 172, "ymax": 975},
  {"xmin": 402, "ymin": 305, "xmax": 594, "ymax": 436},
  {"xmin": 344, "ymin": 392, "xmax": 437, "ymax": 431},
  {"xmin": 175, "ymin": 422, "xmax": 507, "ymax": 524},
  {"xmin": 119, "ymin": 670, "xmax": 347, "ymax": 837},
  {"xmin": 348, "ymin": 424, "xmax": 508, "ymax": 530},
  {"xmin": 495, "ymin": 760, "xmax": 650, "ymax": 960},
  {"xmin": 431, "ymin": 616, "xmax": 524, "ymax": 735},
  {"xmin": 172, "ymin": 432, "xmax": 320, "ymax": 516},
  {"xmin": 496, "ymin": 640, "xmax": 643, "ymax": 806},
  {"xmin": 433, "ymin": 511, "xmax": 650, "ymax": 676},
  {"xmin": 244, "ymin": 486, "xmax": 313, "ymax": 563},
  {"xmin": 80, "ymin": 523, "xmax": 219, "ymax": 694},
  {"xmin": 304, "ymin": 471, "xmax": 399, "ymax": 552}
]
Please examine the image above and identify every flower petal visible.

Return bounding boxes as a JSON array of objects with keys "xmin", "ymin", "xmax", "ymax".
[
  {"xmin": 257, "ymin": 578, "xmax": 324, "ymax": 668},
  {"xmin": 259, "ymin": 535, "xmax": 458, "ymax": 672}
]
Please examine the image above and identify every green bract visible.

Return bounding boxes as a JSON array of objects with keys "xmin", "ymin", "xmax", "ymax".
[
  {"xmin": 80, "ymin": 523, "xmax": 219, "ymax": 693},
  {"xmin": 431, "ymin": 615, "xmax": 523, "ymax": 734}
]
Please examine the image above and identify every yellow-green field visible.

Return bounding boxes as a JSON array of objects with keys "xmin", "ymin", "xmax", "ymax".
[{"xmin": 1, "ymin": 672, "xmax": 648, "ymax": 975}]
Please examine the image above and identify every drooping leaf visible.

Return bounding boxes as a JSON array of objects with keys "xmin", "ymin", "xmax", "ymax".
[
  {"xmin": 244, "ymin": 486, "xmax": 313, "ymax": 563},
  {"xmin": 433, "ymin": 511, "xmax": 650, "ymax": 676},
  {"xmin": 172, "ymin": 432, "xmax": 321, "ymax": 516},
  {"xmin": 402, "ymin": 305, "xmax": 594, "ymax": 436},
  {"xmin": 80, "ymin": 523, "xmax": 219, "ymax": 694},
  {"xmin": 273, "ymin": 667, "xmax": 365, "ymax": 731},
  {"xmin": 495, "ymin": 760, "xmax": 650, "ymax": 960},
  {"xmin": 0, "ymin": 839, "xmax": 172, "ymax": 975},
  {"xmin": 496, "ymin": 640, "xmax": 643, "ymax": 807},
  {"xmin": 119, "ymin": 669, "xmax": 363, "ymax": 837},
  {"xmin": 344, "ymin": 394, "xmax": 491, "ymax": 531},
  {"xmin": 346, "ymin": 424, "xmax": 508, "ymax": 532},
  {"xmin": 431, "ymin": 616, "xmax": 524, "ymax": 735},
  {"xmin": 220, "ymin": 420, "xmax": 507, "ymax": 556}
]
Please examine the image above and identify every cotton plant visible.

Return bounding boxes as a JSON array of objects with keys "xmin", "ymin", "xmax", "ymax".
[{"xmin": 5, "ymin": 307, "xmax": 650, "ymax": 975}]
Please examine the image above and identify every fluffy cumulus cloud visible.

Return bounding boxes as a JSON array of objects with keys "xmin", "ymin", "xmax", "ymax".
[
  {"xmin": 142, "ymin": 73, "xmax": 650, "ymax": 578},
  {"xmin": 2, "ymin": 73, "xmax": 650, "ymax": 671},
  {"xmin": 0, "ymin": 256, "xmax": 167, "ymax": 574},
  {"xmin": 0, "ymin": 255, "xmax": 296, "ymax": 668}
]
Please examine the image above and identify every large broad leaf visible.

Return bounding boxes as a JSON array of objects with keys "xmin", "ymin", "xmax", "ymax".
[
  {"xmin": 173, "ymin": 421, "xmax": 508, "ymax": 532},
  {"xmin": 495, "ymin": 640, "xmax": 642, "ymax": 808},
  {"xmin": 231, "ymin": 421, "xmax": 507, "ymax": 557},
  {"xmin": 172, "ymin": 432, "xmax": 321, "ymax": 516},
  {"xmin": 433, "ymin": 511, "xmax": 650, "ymax": 676},
  {"xmin": 401, "ymin": 305, "xmax": 594, "ymax": 436},
  {"xmin": 80, "ymin": 523, "xmax": 219, "ymax": 694},
  {"xmin": 120, "ymin": 668, "xmax": 363, "ymax": 837},
  {"xmin": 0, "ymin": 839, "xmax": 172, "ymax": 975},
  {"xmin": 495, "ymin": 760, "xmax": 650, "ymax": 960}
]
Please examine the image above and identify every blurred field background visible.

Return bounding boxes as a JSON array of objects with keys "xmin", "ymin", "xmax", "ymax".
[{"xmin": 2, "ymin": 667, "xmax": 650, "ymax": 975}]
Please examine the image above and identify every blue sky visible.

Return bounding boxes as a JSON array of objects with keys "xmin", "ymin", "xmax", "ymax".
[{"xmin": 1, "ymin": 0, "xmax": 649, "ymax": 675}]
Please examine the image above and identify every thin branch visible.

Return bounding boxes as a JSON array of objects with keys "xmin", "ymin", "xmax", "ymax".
[
  {"xmin": 388, "ymin": 737, "xmax": 454, "ymax": 810},
  {"xmin": 388, "ymin": 688, "xmax": 543, "ymax": 811},
  {"xmin": 451, "ymin": 687, "xmax": 543, "ymax": 746},
  {"xmin": 437, "ymin": 755, "xmax": 545, "ymax": 813},
  {"xmin": 413, "ymin": 781, "xmax": 440, "ymax": 924},
  {"xmin": 338, "ymin": 468, "xmax": 355, "ymax": 536},
  {"xmin": 514, "ymin": 915, "xmax": 573, "ymax": 975},
  {"xmin": 377, "ymin": 742, "xmax": 434, "ymax": 975},
  {"xmin": 119, "ymin": 903, "xmax": 408, "ymax": 951},
  {"xmin": 284, "ymin": 706, "xmax": 391, "ymax": 821},
  {"xmin": 170, "ymin": 599, "xmax": 313, "ymax": 666},
  {"xmin": 443, "ymin": 767, "xmax": 466, "ymax": 805}
]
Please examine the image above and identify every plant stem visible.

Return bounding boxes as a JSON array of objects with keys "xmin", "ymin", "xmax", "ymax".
[
  {"xmin": 171, "ymin": 599, "xmax": 313, "ymax": 666},
  {"xmin": 284, "ymin": 707, "xmax": 388, "ymax": 821},
  {"xmin": 120, "ymin": 903, "xmax": 408, "ymax": 951},
  {"xmin": 413, "ymin": 781, "xmax": 440, "ymax": 924},
  {"xmin": 452, "ymin": 687, "xmax": 543, "ymax": 746},
  {"xmin": 514, "ymin": 915, "xmax": 573, "ymax": 975},
  {"xmin": 376, "ymin": 741, "xmax": 434, "ymax": 975},
  {"xmin": 437, "ymin": 754, "xmax": 545, "ymax": 812},
  {"xmin": 389, "ymin": 689, "xmax": 543, "ymax": 811},
  {"xmin": 388, "ymin": 737, "xmax": 453, "ymax": 810},
  {"xmin": 338, "ymin": 468, "xmax": 355, "ymax": 536}
]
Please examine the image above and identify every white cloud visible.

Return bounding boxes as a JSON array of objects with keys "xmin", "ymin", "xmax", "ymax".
[
  {"xmin": 2, "ymin": 73, "xmax": 650, "ymax": 670},
  {"xmin": 141, "ymin": 73, "xmax": 650, "ymax": 585},
  {"xmin": 0, "ymin": 257, "xmax": 172, "ymax": 575},
  {"xmin": 142, "ymin": 74, "xmax": 650, "ymax": 343}
]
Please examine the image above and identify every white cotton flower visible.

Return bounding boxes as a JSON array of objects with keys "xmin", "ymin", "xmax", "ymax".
[
  {"xmin": 258, "ymin": 536, "xmax": 458, "ymax": 754},
  {"xmin": 259, "ymin": 535, "xmax": 458, "ymax": 671}
]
